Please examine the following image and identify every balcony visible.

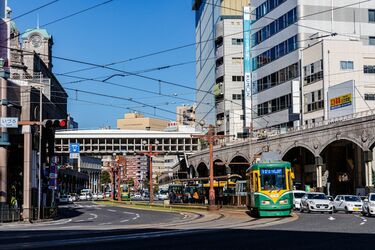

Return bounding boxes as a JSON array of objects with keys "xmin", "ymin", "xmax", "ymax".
[
  {"xmin": 215, "ymin": 21, "xmax": 224, "ymax": 38},
  {"xmin": 215, "ymin": 64, "xmax": 224, "ymax": 78},
  {"xmin": 215, "ymin": 45, "xmax": 224, "ymax": 59}
]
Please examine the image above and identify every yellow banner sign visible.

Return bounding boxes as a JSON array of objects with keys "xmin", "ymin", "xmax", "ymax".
[{"xmin": 330, "ymin": 93, "xmax": 352, "ymax": 110}]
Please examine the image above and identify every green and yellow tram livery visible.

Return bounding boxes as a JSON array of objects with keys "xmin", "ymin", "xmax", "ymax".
[{"xmin": 247, "ymin": 161, "xmax": 293, "ymax": 217}]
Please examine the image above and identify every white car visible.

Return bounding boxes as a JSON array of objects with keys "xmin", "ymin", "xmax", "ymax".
[
  {"xmin": 300, "ymin": 192, "xmax": 333, "ymax": 213},
  {"xmin": 292, "ymin": 190, "xmax": 306, "ymax": 210},
  {"xmin": 133, "ymin": 194, "xmax": 142, "ymax": 200},
  {"xmin": 59, "ymin": 195, "xmax": 72, "ymax": 204},
  {"xmin": 92, "ymin": 193, "xmax": 98, "ymax": 200},
  {"xmin": 333, "ymin": 195, "xmax": 363, "ymax": 213},
  {"xmin": 363, "ymin": 193, "xmax": 375, "ymax": 216},
  {"xmin": 79, "ymin": 194, "xmax": 87, "ymax": 201},
  {"xmin": 97, "ymin": 193, "xmax": 104, "ymax": 200}
]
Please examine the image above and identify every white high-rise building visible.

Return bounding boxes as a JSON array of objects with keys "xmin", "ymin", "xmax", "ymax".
[
  {"xmin": 193, "ymin": 0, "xmax": 250, "ymax": 138},
  {"xmin": 250, "ymin": 0, "xmax": 375, "ymax": 131}
]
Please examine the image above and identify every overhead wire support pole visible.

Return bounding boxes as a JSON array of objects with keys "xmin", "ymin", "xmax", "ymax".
[{"xmin": 140, "ymin": 142, "xmax": 160, "ymax": 205}]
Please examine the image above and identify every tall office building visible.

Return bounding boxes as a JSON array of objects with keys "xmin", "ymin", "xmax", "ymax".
[
  {"xmin": 251, "ymin": 0, "xmax": 375, "ymax": 131},
  {"xmin": 193, "ymin": 0, "xmax": 249, "ymax": 138}
]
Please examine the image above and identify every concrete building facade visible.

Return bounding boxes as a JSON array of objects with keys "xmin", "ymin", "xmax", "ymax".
[
  {"xmin": 193, "ymin": 0, "xmax": 249, "ymax": 138},
  {"xmin": 117, "ymin": 113, "xmax": 169, "ymax": 131},
  {"xmin": 176, "ymin": 105, "xmax": 196, "ymax": 126},
  {"xmin": 250, "ymin": 0, "xmax": 375, "ymax": 131}
]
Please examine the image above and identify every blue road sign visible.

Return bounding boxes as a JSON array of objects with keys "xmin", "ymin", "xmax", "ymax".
[{"xmin": 69, "ymin": 143, "xmax": 80, "ymax": 153}]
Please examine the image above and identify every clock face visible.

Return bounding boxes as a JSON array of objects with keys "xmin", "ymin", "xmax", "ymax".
[{"xmin": 30, "ymin": 35, "xmax": 42, "ymax": 48}]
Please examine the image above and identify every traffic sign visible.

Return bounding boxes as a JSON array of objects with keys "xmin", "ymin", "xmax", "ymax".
[
  {"xmin": 70, "ymin": 153, "xmax": 79, "ymax": 159},
  {"xmin": 0, "ymin": 117, "xmax": 18, "ymax": 128},
  {"xmin": 69, "ymin": 143, "xmax": 80, "ymax": 153}
]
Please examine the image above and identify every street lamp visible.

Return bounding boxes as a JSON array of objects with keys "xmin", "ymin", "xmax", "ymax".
[
  {"xmin": 141, "ymin": 139, "xmax": 160, "ymax": 204},
  {"xmin": 192, "ymin": 120, "xmax": 229, "ymax": 210}
]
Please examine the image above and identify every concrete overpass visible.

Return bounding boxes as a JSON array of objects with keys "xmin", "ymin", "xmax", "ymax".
[{"xmin": 187, "ymin": 110, "xmax": 375, "ymax": 195}]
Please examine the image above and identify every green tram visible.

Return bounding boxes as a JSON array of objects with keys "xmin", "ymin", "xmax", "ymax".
[{"xmin": 247, "ymin": 161, "xmax": 293, "ymax": 217}]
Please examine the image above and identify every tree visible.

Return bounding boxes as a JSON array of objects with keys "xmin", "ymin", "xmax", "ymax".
[{"xmin": 101, "ymin": 171, "xmax": 111, "ymax": 185}]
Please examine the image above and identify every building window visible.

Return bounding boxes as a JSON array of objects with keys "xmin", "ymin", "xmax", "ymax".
[
  {"xmin": 304, "ymin": 89, "xmax": 324, "ymax": 113},
  {"xmin": 256, "ymin": 94, "xmax": 291, "ymax": 117},
  {"xmin": 240, "ymin": 115, "xmax": 244, "ymax": 120},
  {"xmin": 232, "ymin": 75, "xmax": 244, "ymax": 82},
  {"xmin": 232, "ymin": 57, "xmax": 243, "ymax": 64},
  {"xmin": 304, "ymin": 60, "xmax": 323, "ymax": 85},
  {"xmin": 252, "ymin": 8, "xmax": 297, "ymax": 46},
  {"xmin": 232, "ymin": 38, "xmax": 243, "ymax": 45},
  {"xmin": 232, "ymin": 94, "xmax": 242, "ymax": 100},
  {"xmin": 340, "ymin": 61, "xmax": 354, "ymax": 70},
  {"xmin": 364, "ymin": 65, "xmax": 375, "ymax": 73},
  {"xmin": 369, "ymin": 9, "xmax": 375, "ymax": 22},
  {"xmin": 365, "ymin": 93, "xmax": 375, "ymax": 100},
  {"xmin": 253, "ymin": 35, "xmax": 298, "ymax": 70},
  {"xmin": 254, "ymin": 63, "xmax": 299, "ymax": 93},
  {"xmin": 255, "ymin": 0, "xmax": 287, "ymax": 21},
  {"xmin": 369, "ymin": 36, "xmax": 375, "ymax": 45}
]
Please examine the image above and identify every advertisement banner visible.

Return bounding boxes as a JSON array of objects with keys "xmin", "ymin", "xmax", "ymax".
[{"xmin": 330, "ymin": 93, "xmax": 352, "ymax": 110}]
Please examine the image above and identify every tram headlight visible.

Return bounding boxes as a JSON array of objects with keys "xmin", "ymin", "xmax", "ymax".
[
  {"xmin": 279, "ymin": 199, "xmax": 288, "ymax": 205},
  {"xmin": 262, "ymin": 200, "xmax": 271, "ymax": 205}
]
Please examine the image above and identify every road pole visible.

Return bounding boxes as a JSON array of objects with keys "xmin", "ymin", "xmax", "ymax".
[
  {"xmin": 149, "ymin": 145, "xmax": 153, "ymax": 204},
  {"xmin": 37, "ymin": 86, "xmax": 42, "ymax": 220},
  {"xmin": 117, "ymin": 164, "xmax": 121, "ymax": 202},
  {"xmin": 0, "ymin": 77, "xmax": 8, "ymax": 205},
  {"xmin": 208, "ymin": 136, "xmax": 215, "ymax": 209}
]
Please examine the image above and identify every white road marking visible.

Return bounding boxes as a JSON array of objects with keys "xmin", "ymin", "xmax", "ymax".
[
  {"xmin": 120, "ymin": 219, "xmax": 129, "ymax": 223},
  {"xmin": 89, "ymin": 213, "xmax": 98, "ymax": 219},
  {"xmin": 47, "ymin": 218, "xmax": 72, "ymax": 225},
  {"xmin": 99, "ymin": 222, "xmax": 112, "ymax": 225},
  {"xmin": 107, "ymin": 209, "xmax": 117, "ymax": 212},
  {"xmin": 76, "ymin": 219, "xmax": 85, "ymax": 222},
  {"xmin": 123, "ymin": 211, "xmax": 136, "ymax": 215},
  {"xmin": 132, "ymin": 217, "xmax": 138, "ymax": 220},
  {"xmin": 328, "ymin": 216, "xmax": 336, "ymax": 221}
]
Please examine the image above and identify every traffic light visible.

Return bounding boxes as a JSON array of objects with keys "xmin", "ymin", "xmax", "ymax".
[{"xmin": 43, "ymin": 119, "xmax": 67, "ymax": 129}]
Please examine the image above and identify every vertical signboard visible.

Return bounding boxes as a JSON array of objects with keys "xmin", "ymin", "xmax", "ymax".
[{"xmin": 243, "ymin": 6, "xmax": 252, "ymax": 130}]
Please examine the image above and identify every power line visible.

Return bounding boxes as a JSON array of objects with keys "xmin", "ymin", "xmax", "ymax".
[{"xmin": 5, "ymin": 0, "xmax": 60, "ymax": 22}]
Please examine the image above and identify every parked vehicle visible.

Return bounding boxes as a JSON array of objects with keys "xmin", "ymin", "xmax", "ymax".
[
  {"xmin": 92, "ymin": 193, "xmax": 98, "ymax": 200},
  {"xmin": 59, "ymin": 195, "xmax": 72, "ymax": 204},
  {"xmin": 300, "ymin": 192, "xmax": 333, "ymax": 214},
  {"xmin": 157, "ymin": 190, "xmax": 169, "ymax": 200},
  {"xmin": 292, "ymin": 190, "xmax": 306, "ymax": 210},
  {"xmin": 70, "ymin": 193, "xmax": 78, "ymax": 202},
  {"xmin": 79, "ymin": 193, "xmax": 88, "ymax": 201},
  {"xmin": 333, "ymin": 195, "xmax": 362, "ymax": 213},
  {"xmin": 362, "ymin": 193, "xmax": 375, "ymax": 216},
  {"xmin": 97, "ymin": 193, "xmax": 104, "ymax": 200}
]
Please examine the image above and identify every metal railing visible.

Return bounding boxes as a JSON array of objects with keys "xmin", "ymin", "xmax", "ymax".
[{"xmin": 0, "ymin": 206, "xmax": 58, "ymax": 223}]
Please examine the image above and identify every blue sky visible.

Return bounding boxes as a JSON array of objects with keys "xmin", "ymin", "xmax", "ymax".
[{"xmin": 8, "ymin": 0, "xmax": 196, "ymax": 129}]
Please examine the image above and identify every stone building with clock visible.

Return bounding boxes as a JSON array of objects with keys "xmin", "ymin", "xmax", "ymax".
[{"xmin": 2, "ymin": 9, "xmax": 82, "ymax": 218}]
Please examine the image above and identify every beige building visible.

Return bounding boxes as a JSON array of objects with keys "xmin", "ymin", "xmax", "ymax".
[
  {"xmin": 117, "ymin": 113, "xmax": 169, "ymax": 131},
  {"xmin": 302, "ymin": 39, "xmax": 375, "ymax": 125},
  {"xmin": 176, "ymin": 105, "xmax": 196, "ymax": 126}
]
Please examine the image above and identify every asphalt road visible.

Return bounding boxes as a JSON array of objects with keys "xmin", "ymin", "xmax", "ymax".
[{"xmin": 1, "ymin": 203, "xmax": 375, "ymax": 250}]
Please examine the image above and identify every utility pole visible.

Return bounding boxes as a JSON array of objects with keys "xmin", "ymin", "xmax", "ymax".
[
  {"xmin": 140, "ymin": 141, "xmax": 160, "ymax": 205},
  {"xmin": 192, "ymin": 123, "xmax": 229, "ymax": 210},
  {"xmin": 0, "ymin": 69, "xmax": 8, "ymax": 206}
]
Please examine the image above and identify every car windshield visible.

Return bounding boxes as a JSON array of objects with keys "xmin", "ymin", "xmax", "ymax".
[
  {"xmin": 370, "ymin": 195, "xmax": 375, "ymax": 201},
  {"xmin": 260, "ymin": 168, "xmax": 286, "ymax": 190},
  {"xmin": 307, "ymin": 193, "xmax": 327, "ymax": 200},
  {"xmin": 293, "ymin": 192, "xmax": 305, "ymax": 199},
  {"xmin": 344, "ymin": 196, "xmax": 361, "ymax": 202}
]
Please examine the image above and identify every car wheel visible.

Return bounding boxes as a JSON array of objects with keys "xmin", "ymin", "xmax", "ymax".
[
  {"xmin": 307, "ymin": 206, "xmax": 311, "ymax": 213},
  {"xmin": 329, "ymin": 211, "xmax": 333, "ymax": 214},
  {"xmin": 333, "ymin": 207, "xmax": 337, "ymax": 213},
  {"xmin": 345, "ymin": 207, "xmax": 349, "ymax": 214}
]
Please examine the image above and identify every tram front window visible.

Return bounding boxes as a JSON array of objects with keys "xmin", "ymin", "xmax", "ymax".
[{"xmin": 260, "ymin": 168, "xmax": 286, "ymax": 190}]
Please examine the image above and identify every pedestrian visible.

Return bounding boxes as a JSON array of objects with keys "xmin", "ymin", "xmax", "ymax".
[{"xmin": 193, "ymin": 190, "xmax": 199, "ymax": 204}]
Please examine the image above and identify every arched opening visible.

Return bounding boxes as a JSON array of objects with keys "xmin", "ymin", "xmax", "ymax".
[
  {"xmin": 320, "ymin": 139, "xmax": 364, "ymax": 196},
  {"xmin": 229, "ymin": 156, "xmax": 249, "ymax": 180},
  {"xmin": 197, "ymin": 162, "xmax": 208, "ymax": 177},
  {"xmin": 177, "ymin": 158, "xmax": 188, "ymax": 179},
  {"xmin": 282, "ymin": 146, "xmax": 316, "ymax": 191},
  {"xmin": 214, "ymin": 159, "xmax": 226, "ymax": 176}
]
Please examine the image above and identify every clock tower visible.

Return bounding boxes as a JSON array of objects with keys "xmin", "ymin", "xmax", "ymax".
[{"xmin": 22, "ymin": 28, "xmax": 53, "ymax": 72}]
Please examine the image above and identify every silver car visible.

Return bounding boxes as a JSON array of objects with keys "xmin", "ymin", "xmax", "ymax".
[
  {"xmin": 362, "ymin": 193, "xmax": 375, "ymax": 216},
  {"xmin": 333, "ymin": 195, "xmax": 362, "ymax": 213},
  {"xmin": 300, "ymin": 192, "xmax": 333, "ymax": 214},
  {"xmin": 292, "ymin": 190, "xmax": 306, "ymax": 211}
]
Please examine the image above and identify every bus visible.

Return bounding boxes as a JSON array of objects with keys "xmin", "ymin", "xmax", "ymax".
[{"xmin": 247, "ymin": 161, "xmax": 293, "ymax": 217}]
